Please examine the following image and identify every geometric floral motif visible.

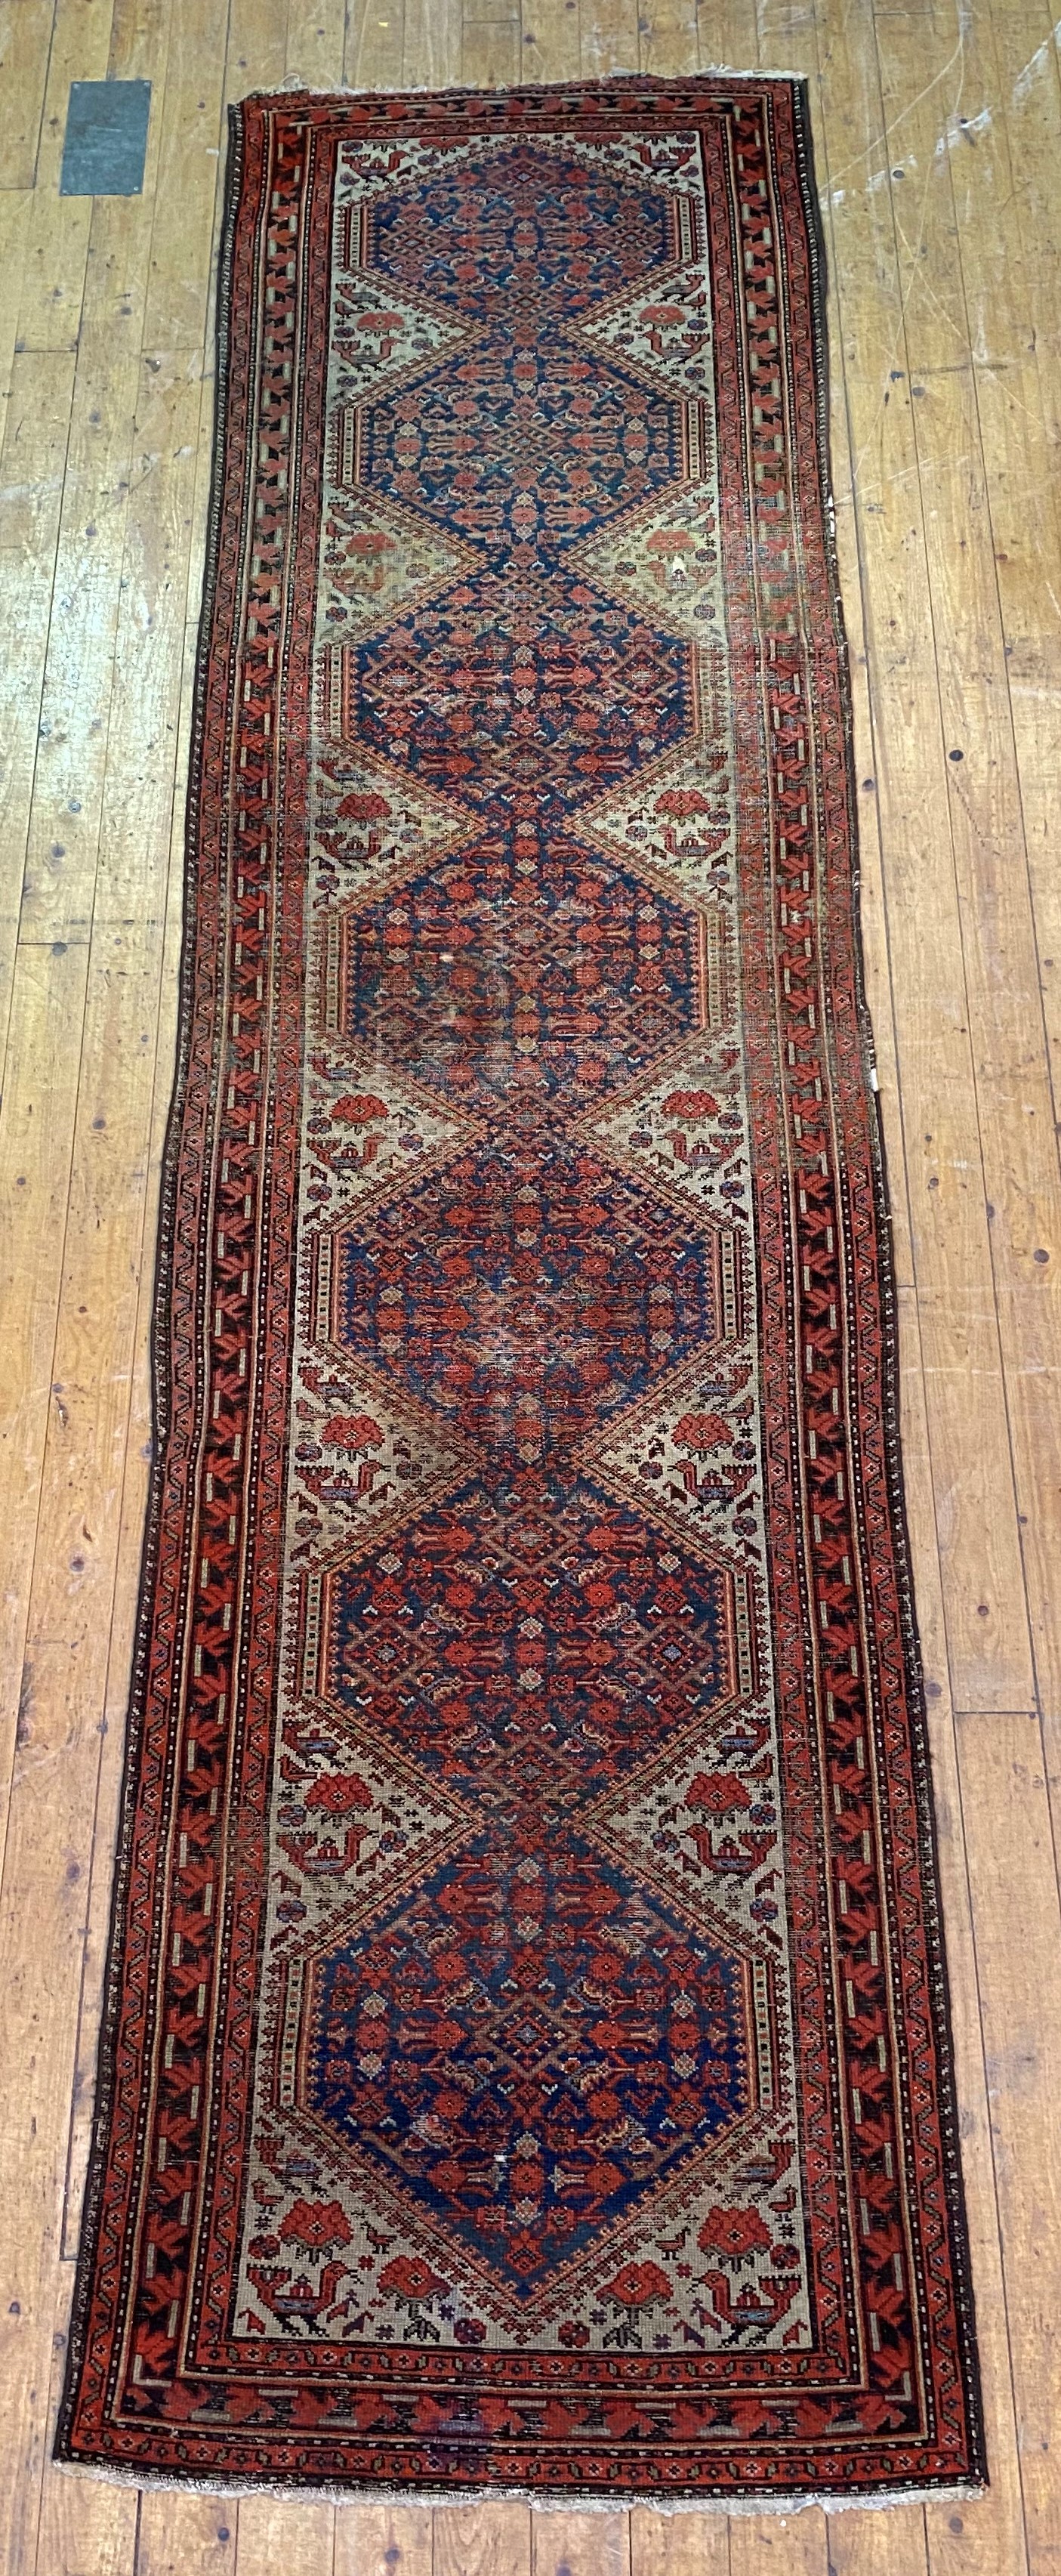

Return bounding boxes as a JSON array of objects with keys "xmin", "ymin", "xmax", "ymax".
[
  {"xmin": 301, "ymin": 1049, "xmax": 477, "ymax": 1222},
  {"xmin": 370, "ymin": 149, "xmax": 677, "ymax": 320},
  {"xmin": 578, "ymin": 264, "xmax": 714, "ymax": 400},
  {"xmin": 578, "ymin": 730, "xmax": 736, "ymax": 902},
  {"xmin": 331, "ymin": 266, "xmax": 470, "ymax": 402},
  {"xmin": 579, "ymin": 481, "xmax": 726, "ymax": 642},
  {"xmin": 359, "ymin": 347, "xmax": 686, "ymax": 549},
  {"xmin": 324, "ymin": 842, "xmax": 702, "ymax": 1103},
  {"xmin": 331, "ymin": 1145, "xmax": 722, "ymax": 1478},
  {"xmin": 307, "ymin": 1838, "xmax": 754, "ymax": 2293},
  {"xmin": 319, "ymin": 489, "xmax": 480, "ymax": 646},
  {"xmin": 579, "ymin": 1043, "xmax": 751, "ymax": 1225},
  {"xmin": 353, "ymin": 582, "xmax": 694, "ymax": 819},
  {"xmin": 320, "ymin": 1488, "xmax": 735, "ymax": 1804},
  {"xmin": 311, "ymin": 746, "xmax": 470, "ymax": 907}
]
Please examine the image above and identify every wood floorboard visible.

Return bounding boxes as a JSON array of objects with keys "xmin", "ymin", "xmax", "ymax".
[
  {"xmin": 0, "ymin": 2, "xmax": 56, "ymax": 193},
  {"xmin": 0, "ymin": 3, "xmax": 1056, "ymax": 2571},
  {"xmin": 14, "ymin": 0, "xmax": 119, "ymax": 354}
]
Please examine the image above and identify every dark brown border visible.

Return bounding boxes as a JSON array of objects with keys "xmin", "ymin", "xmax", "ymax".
[
  {"xmin": 55, "ymin": 94, "xmax": 250, "ymax": 2470},
  {"xmin": 787, "ymin": 71, "xmax": 985, "ymax": 2491}
]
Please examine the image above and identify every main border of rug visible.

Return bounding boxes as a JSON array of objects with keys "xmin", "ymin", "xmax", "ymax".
[{"xmin": 56, "ymin": 73, "xmax": 985, "ymax": 2505}]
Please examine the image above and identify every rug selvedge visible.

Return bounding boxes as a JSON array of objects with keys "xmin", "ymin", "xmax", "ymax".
[{"xmin": 58, "ymin": 74, "xmax": 984, "ymax": 2501}]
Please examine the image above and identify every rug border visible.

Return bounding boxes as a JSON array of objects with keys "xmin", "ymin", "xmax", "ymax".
[
  {"xmin": 54, "ymin": 68, "xmax": 988, "ymax": 2505},
  {"xmin": 785, "ymin": 66, "xmax": 986, "ymax": 2499},
  {"xmin": 53, "ymin": 94, "xmax": 248, "ymax": 2471}
]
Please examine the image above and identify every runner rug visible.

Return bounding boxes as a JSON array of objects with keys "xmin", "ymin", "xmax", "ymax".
[{"xmin": 60, "ymin": 75, "xmax": 983, "ymax": 2505}]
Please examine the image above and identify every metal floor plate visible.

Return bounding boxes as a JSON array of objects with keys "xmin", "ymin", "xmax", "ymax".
[{"xmin": 60, "ymin": 81, "xmax": 152, "ymax": 196}]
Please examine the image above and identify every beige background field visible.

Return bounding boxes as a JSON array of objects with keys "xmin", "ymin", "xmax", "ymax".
[{"xmin": 1, "ymin": 0, "xmax": 1059, "ymax": 2568}]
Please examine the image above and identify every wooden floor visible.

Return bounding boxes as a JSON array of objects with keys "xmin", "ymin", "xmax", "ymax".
[{"xmin": 1, "ymin": 0, "xmax": 1059, "ymax": 2568}]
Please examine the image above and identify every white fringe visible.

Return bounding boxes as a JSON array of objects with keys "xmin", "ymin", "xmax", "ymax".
[
  {"xmin": 53, "ymin": 2451, "xmax": 985, "ymax": 2516},
  {"xmin": 261, "ymin": 67, "xmax": 807, "ymax": 94}
]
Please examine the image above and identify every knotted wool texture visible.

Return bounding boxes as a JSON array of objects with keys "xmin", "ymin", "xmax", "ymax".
[{"xmin": 60, "ymin": 76, "xmax": 984, "ymax": 2505}]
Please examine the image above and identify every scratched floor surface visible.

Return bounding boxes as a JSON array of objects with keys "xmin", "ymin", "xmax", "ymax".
[{"xmin": 1, "ymin": 0, "xmax": 1059, "ymax": 2570}]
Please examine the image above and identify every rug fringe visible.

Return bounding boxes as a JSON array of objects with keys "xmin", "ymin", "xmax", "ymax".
[
  {"xmin": 52, "ymin": 2451, "xmax": 985, "ymax": 2516},
  {"xmin": 262, "ymin": 67, "xmax": 807, "ymax": 96}
]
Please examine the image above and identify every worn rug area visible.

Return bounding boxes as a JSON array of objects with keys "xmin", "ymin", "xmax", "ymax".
[{"xmin": 60, "ymin": 76, "xmax": 983, "ymax": 2503}]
